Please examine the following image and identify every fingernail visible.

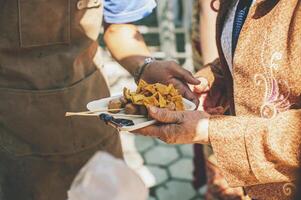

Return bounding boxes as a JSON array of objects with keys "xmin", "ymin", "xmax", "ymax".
[
  {"xmin": 194, "ymin": 84, "xmax": 206, "ymax": 92},
  {"xmin": 150, "ymin": 106, "xmax": 158, "ymax": 113}
]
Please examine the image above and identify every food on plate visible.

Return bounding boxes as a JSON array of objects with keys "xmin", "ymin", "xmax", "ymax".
[
  {"xmin": 107, "ymin": 80, "xmax": 184, "ymax": 115},
  {"xmin": 124, "ymin": 103, "xmax": 140, "ymax": 115},
  {"xmin": 139, "ymin": 105, "xmax": 148, "ymax": 116},
  {"xmin": 108, "ymin": 99, "xmax": 123, "ymax": 113},
  {"xmin": 119, "ymin": 97, "xmax": 128, "ymax": 106}
]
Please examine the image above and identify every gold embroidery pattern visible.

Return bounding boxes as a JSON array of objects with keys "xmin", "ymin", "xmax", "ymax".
[
  {"xmin": 283, "ymin": 183, "xmax": 296, "ymax": 196},
  {"xmin": 254, "ymin": 34, "xmax": 292, "ymax": 119}
]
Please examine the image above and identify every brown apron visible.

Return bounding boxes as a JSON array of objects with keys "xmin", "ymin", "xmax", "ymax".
[{"xmin": 0, "ymin": 0, "xmax": 122, "ymax": 199}]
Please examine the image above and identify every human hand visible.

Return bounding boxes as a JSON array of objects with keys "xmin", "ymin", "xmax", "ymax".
[
  {"xmin": 140, "ymin": 60, "xmax": 200, "ymax": 107},
  {"xmin": 132, "ymin": 106, "xmax": 210, "ymax": 144},
  {"xmin": 191, "ymin": 77, "xmax": 227, "ymax": 114}
]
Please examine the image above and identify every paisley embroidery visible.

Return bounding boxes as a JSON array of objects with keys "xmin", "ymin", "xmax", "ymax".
[
  {"xmin": 283, "ymin": 183, "xmax": 296, "ymax": 196},
  {"xmin": 254, "ymin": 33, "xmax": 292, "ymax": 119}
]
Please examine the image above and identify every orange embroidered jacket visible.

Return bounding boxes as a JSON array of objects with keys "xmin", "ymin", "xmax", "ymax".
[{"xmin": 198, "ymin": 0, "xmax": 301, "ymax": 199}]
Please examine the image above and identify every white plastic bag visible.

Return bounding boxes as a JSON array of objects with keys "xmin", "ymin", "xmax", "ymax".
[{"xmin": 68, "ymin": 151, "xmax": 148, "ymax": 200}]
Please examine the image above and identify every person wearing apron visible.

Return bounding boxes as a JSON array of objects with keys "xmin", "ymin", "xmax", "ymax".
[{"xmin": 0, "ymin": 0, "xmax": 200, "ymax": 199}]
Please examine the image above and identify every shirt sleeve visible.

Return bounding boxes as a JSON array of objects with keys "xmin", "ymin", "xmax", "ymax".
[
  {"xmin": 103, "ymin": 0, "xmax": 157, "ymax": 24},
  {"xmin": 208, "ymin": 109, "xmax": 301, "ymax": 187}
]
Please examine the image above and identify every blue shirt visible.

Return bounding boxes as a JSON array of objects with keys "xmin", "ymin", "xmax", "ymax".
[{"xmin": 103, "ymin": 0, "xmax": 157, "ymax": 24}]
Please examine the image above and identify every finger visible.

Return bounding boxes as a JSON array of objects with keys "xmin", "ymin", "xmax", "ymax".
[
  {"xmin": 133, "ymin": 124, "xmax": 179, "ymax": 144},
  {"xmin": 132, "ymin": 125, "xmax": 162, "ymax": 137},
  {"xmin": 147, "ymin": 106, "xmax": 185, "ymax": 123},
  {"xmin": 184, "ymin": 87, "xmax": 200, "ymax": 108},
  {"xmin": 194, "ymin": 85, "xmax": 210, "ymax": 94},
  {"xmin": 193, "ymin": 77, "xmax": 210, "ymax": 93},
  {"xmin": 170, "ymin": 64, "xmax": 200, "ymax": 85},
  {"xmin": 171, "ymin": 79, "xmax": 199, "ymax": 107}
]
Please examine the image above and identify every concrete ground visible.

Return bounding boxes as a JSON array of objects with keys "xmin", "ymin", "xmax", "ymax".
[{"xmin": 104, "ymin": 57, "xmax": 206, "ymax": 200}]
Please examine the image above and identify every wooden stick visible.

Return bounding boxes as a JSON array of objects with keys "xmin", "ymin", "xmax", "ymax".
[
  {"xmin": 113, "ymin": 114, "xmax": 145, "ymax": 118},
  {"xmin": 65, "ymin": 113, "xmax": 100, "ymax": 117},
  {"xmin": 65, "ymin": 108, "xmax": 123, "ymax": 116},
  {"xmin": 65, "ymin": 112, "xmax": 145, "ymax": 118}
]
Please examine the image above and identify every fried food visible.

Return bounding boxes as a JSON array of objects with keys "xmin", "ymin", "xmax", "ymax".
[
  {"xmin": 139, "ymin": 105, "xmax": 148, "ymax": 116},
  {"xmin": 125, "ymin": 103, "xmax": 140, "ymax": 115},
  {"xmin": 108, "ymin": 99, "xmax": 123, "ymax": 113},
  {"xmin": 124, "ymin": 80, "xmax": 184, "ymax": 111},
  {"xmin": 108, "ymin": 80, "xmax": 184, "ymax": 116},
  {"xmin": 119, "ymin": 96, "xmax": 128, "ymax": 106}
]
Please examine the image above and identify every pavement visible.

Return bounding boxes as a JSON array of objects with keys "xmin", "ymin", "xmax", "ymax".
[{"xmin": 104, "ymin": 57, "xmax": 206, "ymax": 200}]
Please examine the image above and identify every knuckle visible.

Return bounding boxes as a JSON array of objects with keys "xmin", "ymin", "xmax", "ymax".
[
  {"xmin": 166, "ymin": 139, "xmax": 174, "ymax": 144},
  {"xmin": 179, "ymin": 112, "xmax": 185, "ymax": 121},
  {"xmin": 159, "ymin": 127, "xmax": 169, "ymax": 142},
  {"xmin": 159, "ymin": 110, "xmax": 169, "ymax": 121},
  {"xmin": 175, "ymin": 112, "xmax": 185, "ymax": 123},
  {"xmin": 165, "ymin": 126, "xmax": 178, "ymax": 144}
]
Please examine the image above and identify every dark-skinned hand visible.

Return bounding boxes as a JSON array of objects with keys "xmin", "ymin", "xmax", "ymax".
[{"xmin": 140, "ymin": 60, "xmax": 200, "ymax": 107}]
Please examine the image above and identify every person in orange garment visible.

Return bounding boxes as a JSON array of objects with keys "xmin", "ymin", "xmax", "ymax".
[
  {"xmin": 133, "ymin": 0, "xmax": 301, "ymax": 199},
  {"xmin": 191, "ymin": 0, "xmax": 249, "ymax": 199}
]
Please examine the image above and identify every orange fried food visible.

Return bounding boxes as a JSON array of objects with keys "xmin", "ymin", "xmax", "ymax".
[
  {"xmin": 143, "ymin": 95, "xmax": 159, "ymax": 107},
  {"xmin": 131, "ymin": 94, "xmax": 145, "ymax": 105},
  {"xmin": 171, "ymin": 95, "xmax": 185, "ymax": 111},
  {"xmin": 123, "ymin": 80, "xmax": 184, "ymax": 111}
]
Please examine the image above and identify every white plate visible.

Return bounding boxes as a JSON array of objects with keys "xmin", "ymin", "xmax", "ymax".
[{"xmin": 87, "ymin": 94, "xmax": 196, "ymax": 131}]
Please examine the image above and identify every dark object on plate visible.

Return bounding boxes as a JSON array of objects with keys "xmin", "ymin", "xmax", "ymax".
[
  {"xmin": 108, "ymin": 99, "xmax": 123, "ymax": 113},
  {"xmin": 99, "ymin": 113, "xmax": 134, "ymax": 129},
  {"xmin": 139, "ymin": 105, "xmax": 148, "ymax": 115},
  {"xmin": 124, "ymin": 103, "xmax": 140, "ymax": 115},
  {"xmin": 119, "ymin": 96, "xmax": 128, "ymax": 107}
]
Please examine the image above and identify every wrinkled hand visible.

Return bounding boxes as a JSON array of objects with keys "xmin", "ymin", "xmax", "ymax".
[
  {"xmin": 140, "ymin": 60, "xmax": 200, "ymax": 107},
  {"xmin": 191, "ymin": 77, "xmax": 227, "ymax": 114},
  {"xmin": 132, "ymin": 106, "xmax": 210, "ymax": 144}
]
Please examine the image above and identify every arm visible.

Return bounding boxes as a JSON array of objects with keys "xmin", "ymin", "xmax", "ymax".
[
  {"xmin": 133, "ymin": 107, "xmax": 301, "ymax": 187},
  {"xmin": 103, "ymin": 23, "xmax": 150, "ymax": 76},
  {"xmin": 209, "ymin": 109, "xmax": 301, "ymax": 187},
  {"xmin": 199, "ymin": 0, "xmax": 219, "ymax": 64},
  {"xmin": 104, "ymin": 23, "xmax": 200, "ymax": 105}
]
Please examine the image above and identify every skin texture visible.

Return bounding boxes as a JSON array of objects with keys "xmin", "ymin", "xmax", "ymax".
[
  {"xmin": 192, "ymin": 77, "xmax": 226, "ymax": 114},
  {"xmin": 104, "ymin": 23, "xmax": 200, "ymax": 106},
  {"xmin": 141, "ymin": 60, "xmax": 201, "ymax": 106},
  {"xmin": 199, "ymin": 0, "xmax": 219, "ymax": 64},
  {"xmin": 104, "ymin": 23, "xmax": 151, "ymax": 75},
  {"xmin": 132, "ymin": 77, "xmax": 223, "ymax": 145},
  {"xmin": 133, "ymin": 106, "xmax": 210, "ymax": 145}
]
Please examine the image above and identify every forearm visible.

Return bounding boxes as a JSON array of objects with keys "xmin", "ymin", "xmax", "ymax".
[
  {"xmin": 199, "ymin": 0, "xmax": 219, "ymax": 64},
  {"xmin": 208, "ymin": 109, "xmax": 301, "ymax": 187},
  {"xmin": 104, "ymin": 23, "xmax": 151, "ymax": 75}
]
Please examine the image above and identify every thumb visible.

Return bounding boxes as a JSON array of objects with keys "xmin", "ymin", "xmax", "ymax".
[
  {"xmin": 193, "ymin": 77, "xmax": 209, "ymax": 94},
  {"xmin": 172, "ymin": 66, "xmax": 200, "ymax": 85},
  {"xmin": 148, "ymin": 106, "xmax": 184, "ymax": 123}
]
